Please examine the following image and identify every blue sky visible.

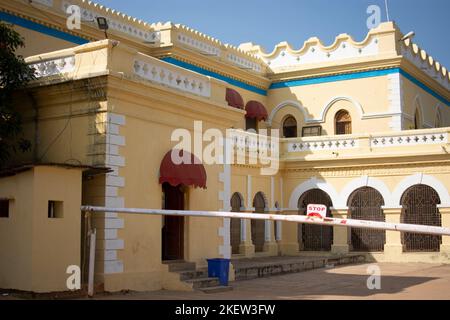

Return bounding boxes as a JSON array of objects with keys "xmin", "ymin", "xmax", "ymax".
[{"xmin": 95, "ymin": 0, "xmax": 450, "ymax": 68}]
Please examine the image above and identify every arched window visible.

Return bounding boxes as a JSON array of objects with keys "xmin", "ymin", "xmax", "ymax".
[
  {"xmin": 297, "ymin": 189, "xmax": 333, "ymax": 251},
  {"xmin": 401, "ymin": 184, "xmax": 441, "ymax": 252},
  {"xmin": 335, "ymin": 110, "xmax": 352, "ymax": 135},
  {"xmin": 252, "ymin": 192, "xmax": 266, "ymax": 252},
  {"xmin": 230, "ymin": 193, "xmax": 243, "ymax": 255},
  {"xmin": 282, "ymin": 116, "xmax": 297, "ymax": 138},
  {"xmin": 348, "ymin": 187, "xmax": 385, "ymax": 252}
]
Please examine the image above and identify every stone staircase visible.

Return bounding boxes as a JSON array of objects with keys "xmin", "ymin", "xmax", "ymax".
[{"xmin": 164, "ymin": 261, "xmax": 233, "ymax": 294}]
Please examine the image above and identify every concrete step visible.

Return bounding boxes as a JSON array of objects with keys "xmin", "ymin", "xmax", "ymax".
[
  {"xmin": 199, "ymin": 286, "xmax": 233, "ymax": 294},
  {"xmin": 164, "ymin": 261, "xmax": 197, "ymax": 272},
  {"xmin": 178, "ymin": 269, "xmax": 209, "ymax": 281},
  {"xmin": 185, "ymin": 277, "xmax": 220, "ymax": 289},
  {"xmin": 233, "ymin": 254, "xmax": 366, "ymax": 281}
]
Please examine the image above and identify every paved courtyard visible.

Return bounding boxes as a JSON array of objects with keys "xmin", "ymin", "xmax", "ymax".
[{"xmin": 94, "ymin": 263, "xmax": 450, "ymax": 300}]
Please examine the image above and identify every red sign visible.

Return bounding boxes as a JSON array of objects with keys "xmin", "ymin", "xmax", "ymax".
[{"xmin": 306, "ymin": 204, "xmax": 327, "ymax": 219}]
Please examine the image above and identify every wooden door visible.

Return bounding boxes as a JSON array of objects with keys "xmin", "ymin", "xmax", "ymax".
[{"xmin": 162, "ymin": 183, "xmax": 185, "ymax": 260}]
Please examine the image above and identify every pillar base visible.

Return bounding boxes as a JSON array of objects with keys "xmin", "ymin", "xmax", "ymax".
[
  {"xmin": 263, "ymin": 241, "xmax": 278, "ymax": 256},
  {"xmin": 331, "ymin": 244, "xmax": 349, "ymax": 255},
  {"xmin": 239, "ymin": 243, "xmax": 255, "ymax": 257},
  {"xmin": 279, "ymin": 242, "xmax": 299, "ymax": 255},
  {"xmin": 384, "ymin": 244, "xmax": 403, "ymax": 260},
  {"xmin": 440, "ymin": 244, "xmax": 450, "ymax": 255}
]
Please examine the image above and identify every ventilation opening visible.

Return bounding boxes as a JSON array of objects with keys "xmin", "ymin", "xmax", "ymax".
[
  {"xmin": 48, "ymin": 201, "xmax": 64, "ymax": 219},
  {"xmin": 0, "ymin": 199, "xmax": 10, "ymax": 218}
]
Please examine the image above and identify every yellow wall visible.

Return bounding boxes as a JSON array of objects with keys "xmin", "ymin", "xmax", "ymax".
[{"xmin": 0, "ymin": 166, "xmax": 83, "ymax": 292}]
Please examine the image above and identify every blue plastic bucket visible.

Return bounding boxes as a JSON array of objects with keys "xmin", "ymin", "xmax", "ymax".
[{"xmin": 206, "ymin": 258, "xmax": 230, "ymax": 286}]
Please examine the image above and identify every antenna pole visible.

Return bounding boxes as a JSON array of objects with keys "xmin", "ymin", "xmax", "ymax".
[{"xmin": 385, "ymin": 0, "xmax": 391, "ymax": 21}]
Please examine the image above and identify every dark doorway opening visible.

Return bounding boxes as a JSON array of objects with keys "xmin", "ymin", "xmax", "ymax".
[{"xmin": 162, "ymin": 183, "xmax": 185, "ymax": 261}]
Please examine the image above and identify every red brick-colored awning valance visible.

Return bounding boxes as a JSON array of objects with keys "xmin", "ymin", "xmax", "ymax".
[
  {"xmin": 226, "ymin": 88, "xmax": 244, "ymax": 109},
  {"xmin": 159, "ymin": 149, "xmax": 207, "ymax": 189},
  {"xmin": 245, "ymin": 100, "xmax": 268, "ymax": 121}
]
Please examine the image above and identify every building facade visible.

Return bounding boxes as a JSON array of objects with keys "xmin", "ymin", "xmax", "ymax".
[{"xmin": 0, "ymin": 0, "xmax": 449, "ymax": 293}]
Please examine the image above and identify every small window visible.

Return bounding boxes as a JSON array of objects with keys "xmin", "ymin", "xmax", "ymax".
[
  {"xmin": 0, "ymin": 200, "xmax": 10, "ymax": 218},
  {"xmin": 302, "ymin": 126, "xmax": 322, "ymax": 137},
  {"xmin": 283, "ymin": 116, "xmax": 297, "ymax": 138},
  {"xmin": 335, "ymin": 110, "xmax": 352, "ymax": 135},
  {"xmin": 246, "ymin": 117, "xmax": 257, "ymax": 131},
  {"xmin": 48, "ymin": 201, "xmax": 64, "ymax": 219}
]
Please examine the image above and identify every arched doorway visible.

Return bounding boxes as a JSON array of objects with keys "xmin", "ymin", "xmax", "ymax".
[
  {"xmin": 298, "ymin": 189, "xmax": 333, "ymax": 251},
  {"xmin": 348, "ymin": 187, "xmax": 385, "ymax": 252},
  {"xmin": 159, "ymin": 149, "xmax": 207, "ymax": 261},
  {"xmin": 252, "ymin": 192, "xmax": 266, "ymax": 252},
  {"xmin": 162, "ymin": 182, "xmax": 185, "ymax": 260},
  {"xmin": 401, "ymin": 184, "xmax": 442, "ymax": 252},
  {"xmin": 230, "ymin": 193, "xmax": 242, "ymax": 255}
]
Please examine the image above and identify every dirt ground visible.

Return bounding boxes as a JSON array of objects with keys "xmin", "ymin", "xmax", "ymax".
[
  {"xmin": 1, "ymin": 262, "xmax": 449, "ymax": 300},
  {"xmin": 93, "ymin": 262, "xmax": 450, "ymax": 300}
]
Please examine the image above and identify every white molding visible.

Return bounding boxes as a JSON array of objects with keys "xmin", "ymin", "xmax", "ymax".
[
  {"xmin": 319, "ymin": 96, "xmax": 364, "ymax": 123},
  {"xmin": 340, "ymin": 176, "xmax": 393, "ymax": 207},
  {"xmin": 288, "ymin": 177, "xmax": 342, "ymax": 208},
  {"xmin": 267, "ymin": 100, "xmax": 308, "ymax": 126},
  {"xmin": 392, "ymin": 173, "xmax": 450, "ymax": 207}
]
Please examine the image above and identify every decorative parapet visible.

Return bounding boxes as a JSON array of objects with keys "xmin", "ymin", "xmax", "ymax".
[
  {"xmin": 370, "ymin": 130, "xmax": 448, "ymax": 148},
  {"xmin": 241, "ymin": 32, "xmax": 380, "ymax": 70},
  {"xmin": 282, "ymin": 128, "xmax": 449, "ymax": 158},
  {"xmin": 228, "ymin": 129, "xmax": 277, "ymax": 154},
  {"xmin": 133, "ymin": 54, "xmax": 211, "ymax": 98},
  {"xmin": 60, "ymin": 0, "xmax": 160, "ymax": 43},
  {"xmin": 29, "ymin": 55, "xmax": 76, "ymax": 78},
  {"xmin": 168, "ymin": 23, "xmax": 266, "ymax": 74},
  {"xmin": 288, "ymin": 137, "xmax": 359, "ymax": 152},
  {"xmin": 400, "ymin": 39, "xmax": 450, "ymax": 91}
]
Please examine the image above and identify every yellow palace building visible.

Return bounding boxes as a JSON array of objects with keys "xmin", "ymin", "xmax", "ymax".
[{"xmin": 0, "ymin": 0, "xmax": 449, "ymax": 293}]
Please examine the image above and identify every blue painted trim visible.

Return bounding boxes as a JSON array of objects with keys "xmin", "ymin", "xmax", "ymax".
[
  {"xmin": 270, "ymin": 68, "xmax": 400, "ymax": 89},
  {"xmin": 161, "ymin": 57, "xmax": 267, "ymax": 96},
  {"xmin": 399, "ymin": 69, "xmax": 450, "ymax": 107},
  {"xmin": 270, "ymin": 67, "xmax": 449, "ymax": 107},
  {"xmin": 0, "ymin": 11, "xmax": 88, "ymax": 45}
]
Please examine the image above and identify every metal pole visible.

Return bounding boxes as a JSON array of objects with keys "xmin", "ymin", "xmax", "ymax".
[
  {"xmin": 88, "ymin": 228, "xmax": 96, "ymax": 297},
  {"xmin": 81, "ymin": 206, "xmax": 450, "ymax": 236},
  {"xmin": 385, "ymin": 0, "xmax": 390, "ymax": 22}
]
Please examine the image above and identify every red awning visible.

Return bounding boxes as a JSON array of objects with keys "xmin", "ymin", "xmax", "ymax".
[
  {"xmin": 245, "ymin": 100, "xmax": 268, "ymax": 121},
  {"xmin": 159, "ymin": 149, "xmax": 207, "ymax": 189},
  {"xmin": 225, "ymin": 88, "xmax": 244, "ymax": 109}
]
